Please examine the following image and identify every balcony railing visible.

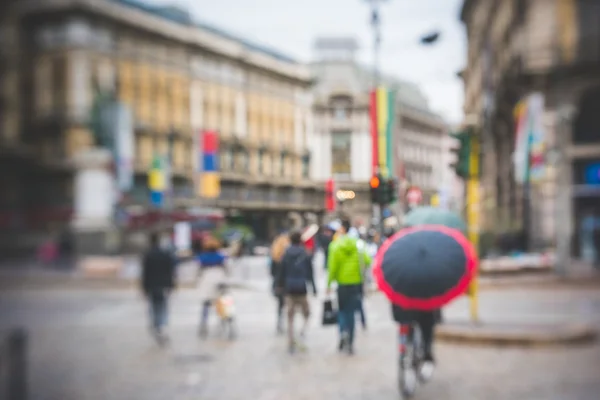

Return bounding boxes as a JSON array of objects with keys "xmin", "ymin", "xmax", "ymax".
[{"xmin": 215, "ymin": 185, "xmax": 324, "ymax": 211}]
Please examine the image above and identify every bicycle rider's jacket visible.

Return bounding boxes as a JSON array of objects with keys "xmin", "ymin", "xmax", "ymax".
[{"xmin": 327, "ymin": 235, "xmax": 371, "ymax": 287}]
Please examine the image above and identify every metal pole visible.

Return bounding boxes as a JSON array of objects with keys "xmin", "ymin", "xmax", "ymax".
[
  {"xmin": 365, "ymin": 0, "xmax": 387, "ymax": 236},
  {"xmin": 466, "ymin": 132, "xmax": 480, "ymax": 323}
]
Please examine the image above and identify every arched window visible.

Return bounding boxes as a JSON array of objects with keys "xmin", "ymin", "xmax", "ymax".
[{"xmin": 329, "ymin": 95, "xmax": 353, "ymax": 121}]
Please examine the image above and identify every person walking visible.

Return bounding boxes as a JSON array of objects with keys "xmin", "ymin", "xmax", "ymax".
[
  {"xmin": 141, "ymin": 232, "xmax": 177, "ymax": 345},
  {"xmin": 270, "ymin": 231, "xmax": 290, "ymax": 334},
  {"xmin": 196, "ymin": 236, "xmax": 229, "ymax": 338},
  {"xmin": 326, "ymin": 220, "xmax": 371, "ymax": 355},
  {"xmin": 276, "ymin": 231, "xmax": 317, "ymax": 354},
  {"xmin": 319, "ymin": 224, "xmax": 336, "ymax": 270}
]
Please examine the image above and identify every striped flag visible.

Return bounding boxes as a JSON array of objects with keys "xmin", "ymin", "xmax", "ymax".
[
  {"xmin": 199, "ymin": 130, "xmax": 220, "ymax": 198},
  {"xmin": 370, "ymin": 86, "xmax": 396, "ymax": 177}
]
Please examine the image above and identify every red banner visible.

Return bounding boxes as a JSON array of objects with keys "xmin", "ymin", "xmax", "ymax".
[
  {"xmin": 369, "ymin": 90, "xmax": 379, "ymax": 176},
  {"xmin": 325, "ymin": 179, "xmax": 336, "ymax": 212}
]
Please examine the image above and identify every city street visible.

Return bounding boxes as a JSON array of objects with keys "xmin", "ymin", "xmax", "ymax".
[{"xmin": 1, "ymin": 256, "xmax": 599, "ymax": 400}]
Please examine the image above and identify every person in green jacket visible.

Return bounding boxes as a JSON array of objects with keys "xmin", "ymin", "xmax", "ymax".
[{"xmin": 326, "ymin": 220, "xmax": 371, "ymax": 355}]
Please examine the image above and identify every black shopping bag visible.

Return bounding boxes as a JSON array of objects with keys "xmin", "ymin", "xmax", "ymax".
[{"xmin": 321, "ymin": 298, "xmax": 338, "ymax": 326}]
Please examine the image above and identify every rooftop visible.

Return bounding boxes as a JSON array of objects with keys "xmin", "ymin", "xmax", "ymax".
[{"xmin": 113, "ymin": 0, "xmax": 297, "ymax": 64}]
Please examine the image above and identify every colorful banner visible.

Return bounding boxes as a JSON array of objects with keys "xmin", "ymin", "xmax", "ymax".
[
  {"xmin": 199, "ymin": 130, "xmax": 220, "ymax": 198},
  {"xmin": 369, "ymin": 86, "xmax": 395, "ymax": 178},
  {"xmin": 200, "ymin": 172, "xmax": 220, "ymax": 199},
  {"xmin": 513, "ymin": 93, "xmax": 546, "ymax": 184},
  {"xmin": 528, "ymin": 94, "xmax": 546, "ymax": 182},
  {"xmin": 148, "ymin": 155, "xmax": 166, "ymax": 207}
]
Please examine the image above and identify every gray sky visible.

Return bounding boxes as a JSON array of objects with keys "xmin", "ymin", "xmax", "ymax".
[{"xmin": 148, "ymin": 0, "xmax": 466, "ymax": 124}]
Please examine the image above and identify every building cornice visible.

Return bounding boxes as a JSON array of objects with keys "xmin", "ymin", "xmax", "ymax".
[
  {"xmin": 16, "ymin": 0, "xmax": 312, "ymax": 84},
  {"xmin": 398, "ymin": 105, "xmax": 447, "ymax": 132},
  {"xmin": 460, "ymin": 0, "xmax": 473, "ymax": 23}
]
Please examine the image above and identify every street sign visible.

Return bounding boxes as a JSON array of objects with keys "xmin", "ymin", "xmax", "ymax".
[{"xmin": 406, "ymin": 187, "xmax": 422, "ymax": 205}]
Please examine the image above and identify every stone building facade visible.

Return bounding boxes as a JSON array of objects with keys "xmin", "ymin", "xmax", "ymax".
[
  {"xmin": 461, "ymin": 0, "xmax": 600, "ymax": 257},
  {"xmin": 310, "ymin": 37, "xmax": 453, "ymax": 225},
  {"xmin": 0, "ymin": 0, "xmax": 324, "ymax": 255}
]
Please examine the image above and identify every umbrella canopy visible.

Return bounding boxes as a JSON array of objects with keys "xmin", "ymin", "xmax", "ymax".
[
  {"xmin": 372, "ymin": 225, "xmax": 477, "ymax": 310},
  {"xmin": 403, "ymin": 206, "xmax": 467, "ymax": 234},
  {"xmin": 301, "ymin": 223, "xmax": 319, "ymax": 242}
]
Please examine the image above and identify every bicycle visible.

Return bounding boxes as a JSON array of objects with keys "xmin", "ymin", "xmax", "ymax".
[
  {"xmin": 199, "ymin": 283, "xmax": 236, "ymax": 340},
  {"xmin": 397, "ymin": 323, "xmax": 430, "ymax": 398}
]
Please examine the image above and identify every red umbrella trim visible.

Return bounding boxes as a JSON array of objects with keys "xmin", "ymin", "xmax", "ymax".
[{"xmin": 372, "ymin": 225, "xmax": 478, "ymax": 310}]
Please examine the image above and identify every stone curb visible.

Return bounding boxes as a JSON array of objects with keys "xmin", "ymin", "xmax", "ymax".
[
  {"xmin": 479, "ymin": 267, "xmax": 552, "ymax": 277},
  {"xmin": 0, "ymin": 275, "xmax": 257, "ymax": 292},
  {"xmin": 436, "ymin": 322, "xmax": 598, "ymax": 347},
  {"xmin": 478, "ymin": 277, "xmax": 600, "ymax": 290}
]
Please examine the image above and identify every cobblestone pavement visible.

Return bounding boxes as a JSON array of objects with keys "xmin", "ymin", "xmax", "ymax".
[{"xmin": 1, "ymin": 256, "xmax": 599, "ymax": 400}]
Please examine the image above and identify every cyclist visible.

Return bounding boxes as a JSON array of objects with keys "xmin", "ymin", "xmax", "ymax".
[{"xmin": 391, "ymin": 305, "xmax": 437, "ymax": 379}]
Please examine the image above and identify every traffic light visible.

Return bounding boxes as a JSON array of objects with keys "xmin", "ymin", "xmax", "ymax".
[
  {"xmin": 370, "ymin": 174, "xmax": 382, "ymax": 204},
  {"xmin": 450, "ymin": 131, "xmax": 472, "ymax": 179},
  {"xmin": 387, "ymin": 178, "xmax": 398, "ymax": 204},
  {"xmin": 370, "ymin": 175, "xmax": 399, "ymax": 205}
]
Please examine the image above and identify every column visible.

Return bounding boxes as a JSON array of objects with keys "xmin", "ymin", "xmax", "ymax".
[
  {"xmin": 235, "ymin": 91, "xmax": 247, "ymax": 137},
  {"xmin": 67, "ymin": 50, "xmax": 91, "ymax": 122},
  {"xmin": 293, "ymin": 89, "xmax": 303, "ymax": 151},
  {"xmin": 190, "ymin": 80, "xmax": 204, "ymax": 186},
  {"xmin": 555, "ymin": 102, "xmax": 576, "ymax": 276},
  {"xmin": 71, "ymin": 148, "xmax": 116, "ymax": 255}
]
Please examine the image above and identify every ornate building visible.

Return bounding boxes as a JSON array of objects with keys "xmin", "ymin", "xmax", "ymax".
[
  {"xmin": 310, "ymin": 37, "xmax": 453, "ymax": 225},
  {"xmin": 0, "ymin": 0, "xmax": 323, "ymax": 255},
  {"xmin": 461, "ymin": 0, "xmax": 600, "ymax": 257}
]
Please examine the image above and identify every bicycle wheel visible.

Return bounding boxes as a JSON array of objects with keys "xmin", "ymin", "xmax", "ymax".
[
  {"xmin": 412, "ymin": 326, "xmax": 427, "ymax": 383},
  {"xmin": 397, "ymin": 325, "xmax": 417, "ymax": 398}
]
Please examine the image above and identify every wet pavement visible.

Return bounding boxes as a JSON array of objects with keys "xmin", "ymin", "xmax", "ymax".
[{"xmin": 0, "ymin": 256, "xmax": 599, "ymax": 400}]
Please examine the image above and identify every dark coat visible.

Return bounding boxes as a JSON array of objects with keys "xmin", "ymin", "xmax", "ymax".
[
  {"xmin": 276, "ymin": 245, "xmax": 317, "ymax": 296},
  {"xmin": 320, "ymin": 234, "xmax": 333, "ymax": 268},
  {"xmin": 141, "ymin": 246, "xmax": 176, "ymax": 294}
]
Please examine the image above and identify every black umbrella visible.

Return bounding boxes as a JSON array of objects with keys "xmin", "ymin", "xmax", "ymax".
[{"xmin": 372, "ymin": 225, "xmax": 477, "ymax": 310}]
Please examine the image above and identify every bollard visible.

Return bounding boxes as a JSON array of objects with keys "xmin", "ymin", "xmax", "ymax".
[
  {"xmin": 468, "ymin": 276, "xmax": 479, "ymax": 323},
  {"xmin": 7, "ymin": 329, "xmax": 27, "ymax": 400}
]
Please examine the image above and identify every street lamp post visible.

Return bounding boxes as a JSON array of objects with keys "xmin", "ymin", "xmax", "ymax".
[
  {"xmin": 364, "ymin": 0, "xmax": 389, "ymax": 235},
  {"xmin": 364, "ymin": 0, "xmax": 388, "ymax": 87}
]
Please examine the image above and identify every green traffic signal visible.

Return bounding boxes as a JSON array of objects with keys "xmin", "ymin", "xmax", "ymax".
[{"xmin": 450, "ymin": 131, "xmax": 473, "ymax": 179}]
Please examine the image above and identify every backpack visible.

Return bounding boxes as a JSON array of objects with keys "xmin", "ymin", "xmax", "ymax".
[{"xmin": 285, "ymin": 252, "xmax": 308, "ymax": 294}]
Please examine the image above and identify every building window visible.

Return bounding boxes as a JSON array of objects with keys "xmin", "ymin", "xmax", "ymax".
[
  {"xmin": 330, "ymin": 96, "xmax": 352, "ymax": 121},
  {"xmin": 221, "ymin": 148, "xmax": 231, "ymax": 172},
  {"xmin": 334, "ymin": 107, "xmax": 347, "ymax": 121},
  {"xmin": 280, "ymin": 153, "xmax": 285, "ymax": 177},
  {"xmin": 302, "ymin": 153, "xmax": 310, "ymax": 179},
  {"xmin": 258, "ymin": 149, "xmax": 265, "ymax": 175},
  {"xmin": 240, "ymin": 150, "xmax": 249, "ymax": 172},
  {"xmin": 331, "ymin": 131, "xmax": 352, "ymax": 179}
]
